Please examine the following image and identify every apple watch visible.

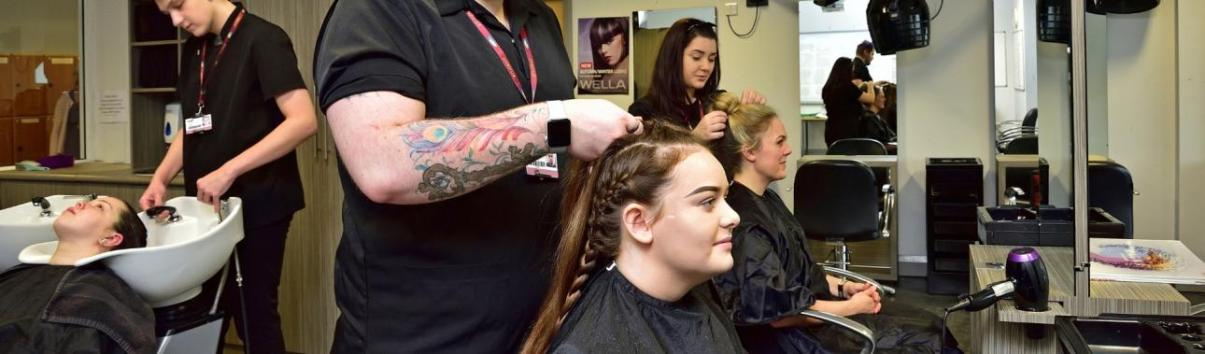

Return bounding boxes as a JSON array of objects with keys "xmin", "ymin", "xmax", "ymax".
[{"xmin": 546, "ymin": 100, "xmax": 571, "ymax": 154}]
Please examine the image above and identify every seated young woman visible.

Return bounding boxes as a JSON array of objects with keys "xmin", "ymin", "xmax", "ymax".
[
  {"xmin": 857, "ymin": 83, "xmax": 897, "ymax": 147},
  {"xmin": 708, "ymin": 94, "xmax": 960, "ymax": 354},
  {"xmin": 521, "ymin": 123, "xmax": 746, "ymax": 354},
  {"xmin": 0, "ymin": 196, "xmax": 155, "ymax": 354}
]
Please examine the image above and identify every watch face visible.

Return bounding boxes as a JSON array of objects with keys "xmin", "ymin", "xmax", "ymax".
[{"xmin": 548, "ymin": 119, "xmax": 571, "ymax": 148}]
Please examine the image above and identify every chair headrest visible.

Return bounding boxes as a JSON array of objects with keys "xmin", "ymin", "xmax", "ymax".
[{"xmin": 828, "ymin": 138, "xmax": 887, "ymax": 155}]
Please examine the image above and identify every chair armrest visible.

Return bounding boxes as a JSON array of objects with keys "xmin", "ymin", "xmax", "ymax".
[
  {"xmin": 798, "ymin": 310, "xmax": 876, "ymax": 354},
  {"xmin": 878, "ymin": 185, "xmax": 894, "ymax": 238},
  {"xmin": 823, "ymin": 266, "xmax": 896, "ymax": 296},
  {"xmin": 1191, "ymin": 303, "xmax": 1204, "ymax": 316}
]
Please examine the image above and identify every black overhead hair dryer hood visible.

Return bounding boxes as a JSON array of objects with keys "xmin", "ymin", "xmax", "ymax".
[{"xmin": 866, "ymin": 0, "xmax": 931, "ymax": 55}]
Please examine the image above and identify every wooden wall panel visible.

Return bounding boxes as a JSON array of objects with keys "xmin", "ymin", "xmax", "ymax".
[{"xmin": 241, "ymin": 0, "xmax": 340, "ymax": 352}]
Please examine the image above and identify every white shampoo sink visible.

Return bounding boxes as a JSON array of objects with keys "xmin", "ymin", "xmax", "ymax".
[{"xmin": 0, "ymin": 195, "xmax": 93, "ymax": 270}]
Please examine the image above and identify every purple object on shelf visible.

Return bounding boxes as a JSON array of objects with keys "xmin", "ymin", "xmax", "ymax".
[
  {"xmin": 1008, "ymin": 247, "xmax": 1040, "ymax": 263},
  {"xmin": 37, "ymin": 154, "xmax": 75, "ymax": 169}
]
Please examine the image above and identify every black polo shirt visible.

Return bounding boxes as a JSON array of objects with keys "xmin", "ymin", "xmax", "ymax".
[
  {"xmin": 314, "ymin": 0, "xmax": 573, "ymax": 352},
  {"xmin": 177, "ymin": 4, "xmax": 306, "ymax": 228},
  {"xmin": 853, "ymin": 56, "xmax": 873, "ymax": 82}
]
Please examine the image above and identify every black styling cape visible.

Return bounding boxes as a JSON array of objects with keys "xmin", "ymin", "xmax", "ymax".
[
  {"xmin": 551, "ymin": 265, "xmax": 747, "ymax": 354},
  {"xmin": 0, "ymin": 264, "xmax": 155, "ymax": 354},
  {"xmin": 716, "ymin": 182, "xmax": 958, "ymax": 354}
]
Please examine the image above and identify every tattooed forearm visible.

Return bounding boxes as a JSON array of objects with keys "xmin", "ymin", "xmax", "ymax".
[
  {"xmin": 401, "ymin": 104, "xmax": 550, "ymax": 202},
  {"xmin": 416, "ymin": 143, "xmax": 548, "ymax": 201}
]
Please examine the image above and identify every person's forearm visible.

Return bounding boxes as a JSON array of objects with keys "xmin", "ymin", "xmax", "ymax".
[
  {"xmin": 220, "ymin": 115, "xmax": 317, "ymax": 177},
  {"xmin": 152, "ymin": 134, "xmax": 184, "ymax": 186},
  {"xmin": 826, "ymin": 275, "xmax": 842, "ymax": 297},
  {"xmin": 331, "ymin": 100, "xmax": 552, "ymax": 205}
]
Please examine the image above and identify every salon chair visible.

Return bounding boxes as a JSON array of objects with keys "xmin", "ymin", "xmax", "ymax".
[
  {"xmin": 1002, "ymin": 135, "xmax": 1039, "ymax": 155},
  {"xmin": 827, "ymin": 138, "xmax": 887, "ymax": 156},
  {"xmin": 794, "ymin": 160, "xmax": 896, "ymax": 297},
  {"xmin": 997, "ymin": 109, "xmax": 1039, "ymax": 152},
  {"xmin": 1088, "ymin": 160, "xmax": 1134, "ymax": 238}
]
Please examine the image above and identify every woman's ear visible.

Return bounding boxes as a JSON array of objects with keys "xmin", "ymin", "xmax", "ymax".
[
  {"xmin": 622, "ymin": 203, "xmax": 654, "ymax": 245},
  {"xmin": 741, "ymin": 145, "xmax": 758, "ymax": 164},
  {"xmin": 99, "ymin": 232, "xmax": 124, "ymax": 249}
]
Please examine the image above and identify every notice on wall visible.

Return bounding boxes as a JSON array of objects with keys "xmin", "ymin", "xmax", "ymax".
[
  {"xmin": 97, "ymin": 91, "xmax": 129, "ymax": 124},
  {"xmin": 577, "ymin": 17, "xmax": 630, "ymax": 95}
]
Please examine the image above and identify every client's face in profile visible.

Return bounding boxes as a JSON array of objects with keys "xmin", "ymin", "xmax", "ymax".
[
  {"xmin": 648, "ymin": 150, "xmax": 739, "ymax": 277},
  {"xmin": 53, "ymin": 196, "xmax": 129, "ymax": 250}
]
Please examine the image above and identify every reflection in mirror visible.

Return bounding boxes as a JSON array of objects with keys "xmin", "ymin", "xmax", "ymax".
[
  {"xmin": 798, "ymin": 0, "xmax": 898, "ymax": 156},
  {"xmin": 992, "ymin": 0, "xmax": 1053, "ymax": 213},
  {"xmin": 631, "ymin": 7, "xmax": 718, "ymax": 100},
  {"xmin": 0, "ymin": 0, "xmax": 83, "ymax": 165}
]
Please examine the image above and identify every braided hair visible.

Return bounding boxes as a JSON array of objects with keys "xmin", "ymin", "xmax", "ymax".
[{"xmin": 521, "ymin": 122, "xmax": 704, "ymax": 354}]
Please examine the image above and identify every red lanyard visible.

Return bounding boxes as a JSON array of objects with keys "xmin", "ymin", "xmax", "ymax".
[
  {"xmin": 197, "ymin": 9, "xmax": 247, "ymax": 114},
  {"xmin": 465, "ymin": 11, "xmax": 538, "ymax": 103}
]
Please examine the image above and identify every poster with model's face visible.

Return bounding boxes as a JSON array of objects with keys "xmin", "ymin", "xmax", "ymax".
[{"xmin": 578, "ymin": 17, "xmax": 630, "ymax": 95}]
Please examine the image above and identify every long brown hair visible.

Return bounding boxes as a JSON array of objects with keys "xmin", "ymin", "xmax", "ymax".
[
  {"xmin": 643, "ymin": 18, "xmax": 721, "ymax": 122},
  {"xmin": 521, "ymin": 122, "xmax": 704, "ymax": 353},
  {"xmin": 710, "ymin": 93, "xmax": 779, "ymax": 180}
]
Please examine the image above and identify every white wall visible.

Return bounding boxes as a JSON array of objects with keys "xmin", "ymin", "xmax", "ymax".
[
  {"xmin": 895, "ymin": 1, "xmax": 995, "ymax": 263},
  {"xmin": 1177, "ymin": 0, "xmax": 1205, "ymax": 255},
  {"xmin": 1037, "ymin": 39, "xmax": 1072, "ymax": 207},
  {"xmin": 1106, "ymin": 0, "xmax": 1177, "ymax": 240},
  {"xmin": 568, "ymin": 0, "xmax": 802, "ymax": 209},
  {"xmin": 82, "ymin": 1, "xmax": 131, "ymax": 162},
  {"xmin": 0, "ymin": 0, "xmax": 79, "ymax": 54}
]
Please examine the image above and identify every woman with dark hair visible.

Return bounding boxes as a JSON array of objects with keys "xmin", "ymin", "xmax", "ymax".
[
  {"xmin": 629, "ymin": 18, "xmax": 764, "ymax": 142},
  {"xmin": 0, "ymin": 196, "xmax": 154, "ymax": 353},
  {"xmin": 821, "ymin": 57, "xmax": 876, "ymax": 147},
  {"xmin": 859, "ymin": 83, "xmax": 896, "ymax": 147},
  {"xmin": 711, "ymin": 94, "xmax": 960, "ymax": 354},
  {"xmin": 590, "ymin": 17, "xmax": 629, "ymax": 71},
  {"xmin": 521, "ymin": 123, "xmax": 745, "ymax": 354},
  {"xmin": 881, "ymin": 82, "xmax": 898, "ymax": 132}
]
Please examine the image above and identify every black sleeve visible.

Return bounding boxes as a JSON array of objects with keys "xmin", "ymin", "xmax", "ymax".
[
  {"xmin": 314, "ymin": 0, "xmax": 429, "ymax": 112},
  {"xmin": 253, "ymin": 25, "xmax": 307, "ymax": 101},
  {"xmin": 855, "ymin": 64, "xmax": 873, "ymax": 82},
  {"xmin": 714, "ymin": 224, "xmax": 819, "ymax": 326},
  {"xmin": 628, "ymin": 98, "xmax": 654, "ymax": 118}
]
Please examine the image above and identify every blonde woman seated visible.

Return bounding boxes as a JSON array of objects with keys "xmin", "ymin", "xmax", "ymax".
[
  {"xmin": 709, "ymin": 94, "xmax": 959, "ymax": 354},
  {"xmin": 0, "ymin": 196, "xmax": 154, "ymax": 353},
  {"xmin": 522, "ymin": 123, "xmax": 746, "ymax": 354}
]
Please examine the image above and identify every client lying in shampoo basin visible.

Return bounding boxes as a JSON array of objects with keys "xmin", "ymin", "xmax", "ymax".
[{"xmin": 0, "ymin": 196, "xmax": 155, "ymax": 354}]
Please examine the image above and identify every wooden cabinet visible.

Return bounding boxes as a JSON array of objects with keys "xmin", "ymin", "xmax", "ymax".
[
  {"xmin": 0, "ymin": 118, "xmax": 13, "ymax": 166},
  {"xmin": 13, "ymin": 116, "xmax": 49, "ymax": 162}
]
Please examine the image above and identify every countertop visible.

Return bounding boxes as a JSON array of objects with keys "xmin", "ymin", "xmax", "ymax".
[{"xmin": 0, "ymin": 162, "xmax": 185, "ymax": 186}]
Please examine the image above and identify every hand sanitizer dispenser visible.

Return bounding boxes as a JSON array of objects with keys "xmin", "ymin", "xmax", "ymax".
[{"xmin": 164, "ymin": 102, "xmax": 181, "ymax": 143}]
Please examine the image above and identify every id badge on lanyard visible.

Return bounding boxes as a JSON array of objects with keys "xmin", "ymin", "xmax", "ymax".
[
  {"xmin": 464, "ymin": 11, "xmax": 560, "ymax": 179},
  {"xmin": 188, "ymin": 9, "xmax": 246, "ymax": 135}
]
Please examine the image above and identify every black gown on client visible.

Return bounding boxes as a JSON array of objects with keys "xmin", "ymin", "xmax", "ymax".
[{"xmin": 715, "ymin": 182, "xmax": 958, "ymax": 354}]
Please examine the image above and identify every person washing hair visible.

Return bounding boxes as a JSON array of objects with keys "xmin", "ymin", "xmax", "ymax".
[
  {"xmin": 140, "ymin": 0, "xmax": 317, "ymax": 351},
  {"xmin": 629, "ymin": 18, "xmax": 765, "ymax": 142},
  {"xmin": 522, "ymin": 123, "xmax": 745, "ymax": 354},
  {"xmin": 710, "ymin": 93, "xmax": 960, "ymax": 353},
  {"xmin": 0, "ymin": 196, "xmax": 154, "ymax": 354}
]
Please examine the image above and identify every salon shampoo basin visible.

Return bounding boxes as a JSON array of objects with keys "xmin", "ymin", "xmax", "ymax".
[
  {"xmin": 18, "ymin": 197, "xmax": 244, "ymax": 308},
  {"xmin": 0, "ymin": 195, "xmax": 95, "ymax": 271}
]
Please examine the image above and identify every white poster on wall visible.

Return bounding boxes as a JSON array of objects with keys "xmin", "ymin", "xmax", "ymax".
[{"xmin": 97, "ymin": 91, "xmax": 129, "ymax": 124}]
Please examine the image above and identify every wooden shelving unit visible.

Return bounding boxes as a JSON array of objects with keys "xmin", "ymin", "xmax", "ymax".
[{"xmin": 129, "ymin": 0, "xmax": 184, "ymax": 173}]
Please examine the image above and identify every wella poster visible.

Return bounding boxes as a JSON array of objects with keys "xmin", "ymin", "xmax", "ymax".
[{"xmin": 577, "ymin": 17, "xmax": 630, "ymax": 95}]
